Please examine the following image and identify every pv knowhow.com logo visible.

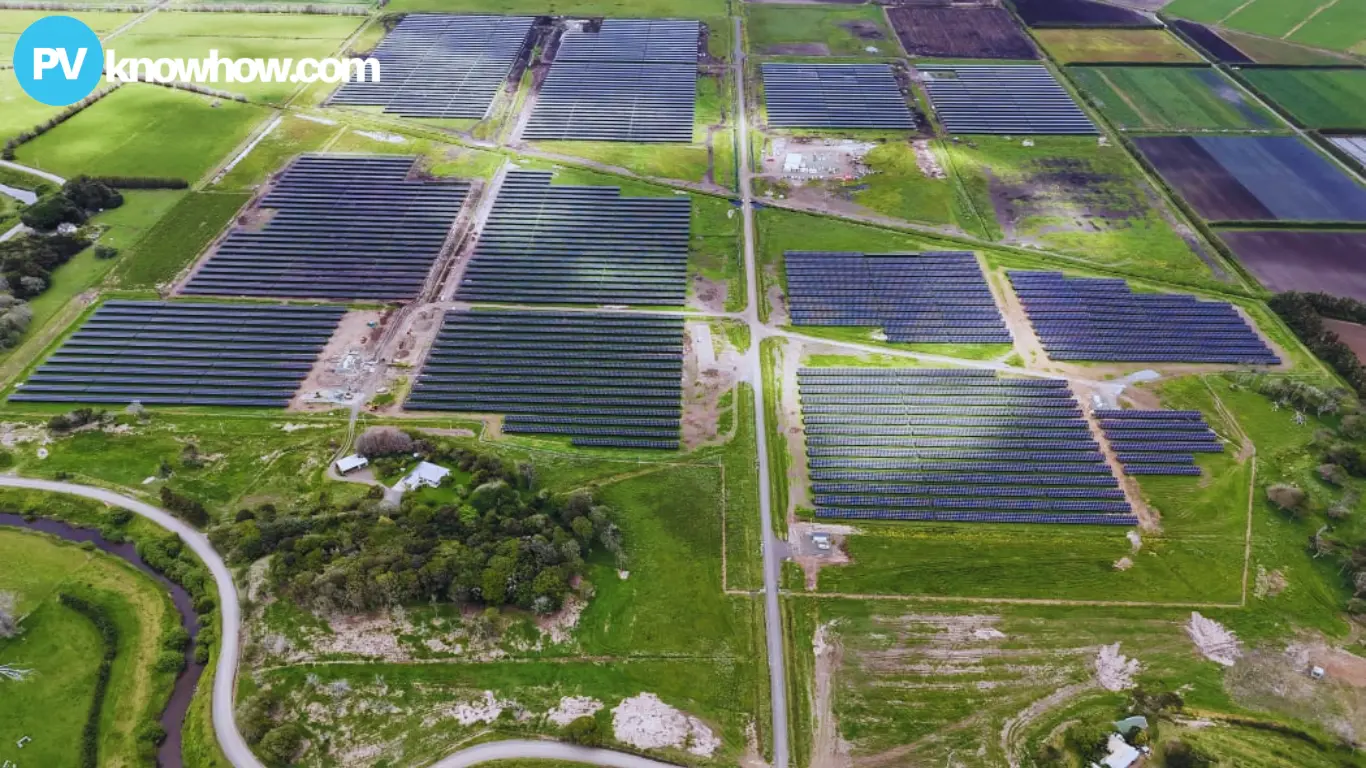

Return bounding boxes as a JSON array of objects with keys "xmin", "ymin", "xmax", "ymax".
[{"xmin": 14, "ymin": 15, "xmax": 380, "ymax": 107}]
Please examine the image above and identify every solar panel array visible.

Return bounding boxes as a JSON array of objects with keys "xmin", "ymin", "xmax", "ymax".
[
  {"xmin": 330, "ymin": 14, "xmax": 535, "ymax": 119},
  {"xmin": 1096, "ymin": 409, "xmax": 1223, "ymax": 476},
  {"xmin": 799, "ymin": 369, "xmax": 1136, "ymax": 526},
  {"xmin": 184, "ymin": 155, "xmax": 468, "ymax": 302},
  {"xmin": 920, "ymin": 65, "xmax": 1097, "ymax": 135},
  {"xmin": 523, "ymin": 20, "xmax": 698, "ymax": 142},
  {"xmin": 10, "ymin": 301, "xmax": 343, "ymax": 407},
  {"xmin": 762, "ymin": 63, "xmax": 915, "ymax": 130},
  {"xmin": 1008, "ymin": 271, "xmax": 1280, "ymax": 365},
  {"xmin": 455, "ymin": 170, "xmax": 689, "ymax": 306},
  {"xmin": 785, "ymin": 251, "xmax": 1011, "ymax": 344},
  {"xmin": 406, "ymin": 310, "xmax": 683, "ymax": 449}
]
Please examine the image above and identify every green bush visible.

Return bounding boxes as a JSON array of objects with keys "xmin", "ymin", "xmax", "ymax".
[{"xmin": 57, "ymin": 592, "xmax": 119, "ymax": 768}]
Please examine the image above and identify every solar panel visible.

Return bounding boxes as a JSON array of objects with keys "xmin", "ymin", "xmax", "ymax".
[
  {"xmin": 785, "ymin": 251, "xmax": 1011, "ymax": 343},
  {"xmin": 1009, "ymin": 271, "xmax": 1280, "ymax": 365},
  {"xmin": 763, "ymin": 63, "xmax": 915, "ymax": 130},
  {"xmin": 797, "ymin": 368, "xmax": 1132, "ymax": 526},
  {"xmin": 406, "ymin": 309, "xmax": 683, "ymax": 449},
  {"xmin": 1098, "ymin": 408, "xmax": 1224, "ymax": 475},
  {"xmin": 919, "ymin": 65, "xmax": 1097, "ymax": 135},
  {"xmin": 523, "ymin": 19, "xmax": 699, "ymax": 143},
  {"xmin": 455, "ymin": 170, "xmax": 689, "ymax": 306},
  {"xmin": 10, "ymin": 301, "xmax": 344, "ymax": 408},
  {"xmin": 183, "ymin": 155, "xmax": 468, "ymax": 302},
  {"xmin": 330, "ymin": 14, "xmax": 535, "ymax": 119}
]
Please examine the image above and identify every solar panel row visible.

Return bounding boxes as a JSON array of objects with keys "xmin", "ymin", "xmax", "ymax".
[
  {"xmin": 184, "ymin": 155, "xmax": 468, "ymax": 302},
  {"xmin": 920, "ymin": 65, "xmax": 1097, "ymax": 135},
  {"xmin": 798, "ymin": 369, "xmax": 1133, "ymax": 525},
  {"xmin": 524, "ymin": 19, "xmax": 699, "ymax": 142},
  {"xmin": 1098, "ymin": 409, "xmax": 1223, "ymax": 476},
  {"xmin": 406, "ymin": 310, "xmax": 684, "ymax": 449},
  {"xmin": 785, "ymin": 251, "xmax": 1011, "ymax": 344},
  {"xmin": 1009, "ymin": 271, "xmax": 1280, "ymax": 364},
  {"xmin": 455, "ymin": 170, "xmax": 689, "ymax": 306},
  {"xmin": 331, "ymin": 14, "xmax": 535, "ymax": 119},
  {"xmin": 762, "ymin": 63, "xmax": 915, "ymax": 130},
  {"xmin": 11, "ymin": 301, "xmax": 344, "ymax": 407}
]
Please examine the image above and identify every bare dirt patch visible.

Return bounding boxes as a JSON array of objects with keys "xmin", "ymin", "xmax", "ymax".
[
  {"xmin": 790, "ymin": 522, "xmax": 857, "ymax": 589},
  {"xmin": 986, "ymin": 156, "xmax": 1144, "ymax": 246},
  {"xmin": 682, "ymin": 321, "xmax": 746, "ymax": 449},
  {"xmin": 1095, "ymin": 643, "xmax": 1140, "ymax": 691},
  {"xmin": 292, "ymin": 309, "xmax": 389, "ymax": 411},
  {"xmin": 760, "ymin": 137, "xmax": 875, "ymax": 185},
  {"xmin": 1227, "ymin": 637, "xmax": 1366, "ymax": 746},
  {"xmin": 1254, "ymin": 565, "xmax": 1288, "ymax": 599},
  {"xmin": 840, "ymin": 20, "xmax": 885, "ymax": 40},
  {"xmin": 546, "ymin": 696, "xmax": 603, "ymax": 727},
  {"xmin": 1326, "ymin": 319, "xmax": 1366, "ymax": 363},
  {"xmin": 611, "ymin": 693, "xmax": 721, "ymax": 757},
  {"xmin": 812, "ymin": 622, "xmax": 852, "ymax": 768},
  {"xmin": 1187, "ymin": 612, "xmax": 1242, "ymax": 666},
  {"xmin": 765, "ymin": 42, "xmax": 831, "ymax": 56}
]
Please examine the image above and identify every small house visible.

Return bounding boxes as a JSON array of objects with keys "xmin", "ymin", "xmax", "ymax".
[
  {"xmin": 395, "ymin": 461, "xmax": 451, "ymax": 491},
  {"xmin": 335, "ymin": 455, "xmax": 368, "ymax": 475}
]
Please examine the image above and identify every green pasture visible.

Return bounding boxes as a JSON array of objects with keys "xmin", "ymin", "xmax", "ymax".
[
  {"xmin": 1242, "ymin": 68, "xmax": 1366, "ymax": 129},
  {"xmin": 0, "ymin": 10, "xmax": 133, "ymax": 34},
  {"xmin": 1224, "ymin": 0, "xmax": 1333, "ymax": 39},
  {"xmin": 1286, "ymin": 0, "xmax": 1366, "ymax": 52},
  {"xmin": 1069, "ymin": 66, "xmax": 1283, "ymax": 131},
  {"xmin": 216, "ymin": 116, "xmax": 343, "ymax": 191},
  {"xmin": 1217, "ymin": 28, "xmax": 1361, "ymax": 65},
  {"xmin": 1162, "ymin": 0, "xmax": 1253, "ymax": 22},
  {"xmin": 1166, "ymin": 0, "xmax": 1366, "ymax": 53},
  {"xmin": 110, "ymin": 191, "xmax": 247, "ymax": 288},
  {"xmin": 1035, "ymin": 28, "xmax": 1203, "ymax": 63},
  {"xmin": 745, "ymin": 3, "xmax": 898, "ymax": 57},
  {"xmin": 14, "ymin": 85, "xmax": 270, "ymax": 182},
  {"xmin": 0, "ymin": 71, "xmax": 62, "ymax": 140},
  {"xmin": 380, "ymin": 0, "xmax": 728, "ymax": 17}
]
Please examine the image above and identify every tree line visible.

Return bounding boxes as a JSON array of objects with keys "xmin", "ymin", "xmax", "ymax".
[{"xmin": 1269, "ymin": 291, "xmax": 1366, "ymax": 397}]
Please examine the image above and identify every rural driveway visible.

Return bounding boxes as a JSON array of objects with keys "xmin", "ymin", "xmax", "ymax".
[
  {"xmin": 0, "ymin": 475, "xmax": 692, "ymax": 768},
  {"xmin": 0, "ymin": 160, "xmax": 65, "ymax": 186}
]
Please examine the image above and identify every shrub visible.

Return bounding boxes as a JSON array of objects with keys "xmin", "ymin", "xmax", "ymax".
[
  {"xmin": 256, "ymin": 723, "xmax": 304, "ymax": 766},
  {"xmin": 1266, "ymin": 483, "xmax": 1307, "ymax": 515},
  {"xmin": 21, "ymin": 193, "xmax": 85, "ymax": 231},
  {"xmin": 154, "ymin": 649, "xmax": 185, "ymax": 673},
  {"xmin": 57, "ymin": 592, "xmax": 118, "ymax": 768},
  {"xmin": 562, "ymin": 715, "xmax": 604, "ymax": 746},
  {"xmin": 160, "ymin": 486, "xmax": 209, "ymax": 526},
  {"xmin": 355, "ymin": 426, "xmax": 415, "ymax": 457},
  {"xmin": 93, "ymin": 245, "xmax": 119, "ymax": 260}
]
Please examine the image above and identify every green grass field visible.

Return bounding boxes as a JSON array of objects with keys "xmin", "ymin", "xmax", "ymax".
[
  {"xmin": 1069, "ymin": 66, "xmax": 1283, "ymax": 131},
  {"xmin": 1166, "ymin": 0, "xmax": 1366, "ymax": 54},
  {"xmin": 1286, "ymin": 0, "xmax": 1366, "ymax": 53},
  {"xmin": 0, "ymin": 71, "xmax": 62, "ymax": 140},
  {"xmin": 111, "ymin": 192, "xmax": 249, "ymax": 288},
  {"xmin": 1035, "ymin": 28, "xmax": 1203, "ymax": 63},
  {"xmin": 381, "ymin": 0, "xmax": 726, "ymax": 15},
  {"xmin": 1161, "ymin": 0, "xmax": 1252, "ymax": 22},
  {"xmin": 0, "ymin": 528, "xmax": 179, "ymax": 768},
  {"xmin": 745, "ymin": 3, "xmax": 898, "ymax": 57},
  {"xmin": 215, "ymin": 116, "xmax": 342, "ymax": 191},
  {"xmin": 1223, "ymin": 0, "xmax": 1332, "ymax": 38},
  {"xmin": 15, "ymin": 85, "xmax": 270, "ymax": 182},
  {"xmin": 1241, "ymin": 68, "xmax": 1366, "ymax": 129},
  {"xmin": 1216, "ymin": 28, "xmax": 1361, "ymax": 65}
]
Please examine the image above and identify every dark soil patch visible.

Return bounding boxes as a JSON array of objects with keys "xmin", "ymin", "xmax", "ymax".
[
  {"xmin": 765, "ymin": 42, "xmax": 832, "ymax": 56},
  {"xmin": 888, "ymin": 6, "xmax": 1038, "ymax": 59},
  {"xmin": 840, "ymin": 20, "xmax": 886, "ymax": 40},
  {"xmin": 1219, "ymin": 230, "xmax": 1366, "ymax": 302},
  {"xmin": 1013, "ymin": 0, "xmax": 1154, "ymax": 27},
  {"xmin": 1325, "ymin": 319, "xmax": 1366, "ymax": 364},
  {"xmin": 988, "ymin": 156, "xmax": 1143, "ymax": 238}
]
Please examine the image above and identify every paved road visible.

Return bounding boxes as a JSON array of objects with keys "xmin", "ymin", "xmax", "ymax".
[
  {"xmin": 429, "ymin": 740, "xmax": 678, "ymax": 768},
  {"xmin": 0, "ymin": 160, "xmax": 66, "ymax": 186},
  {"xmin": 0, "ymin": 183, "xmax": 36, "ymax": 205},
  {"xmin": 0, "ymin": 475, "xmax": 266, "ymax": 768},
  {"xmin": 734, "ymin": 17, "xmax": 791, "ymax": 768}
]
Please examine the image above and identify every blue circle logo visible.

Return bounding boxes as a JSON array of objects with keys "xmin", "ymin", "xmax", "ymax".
[{"xmin": 13, "ymin": 16, "xmax": 105, "ymax": 107}]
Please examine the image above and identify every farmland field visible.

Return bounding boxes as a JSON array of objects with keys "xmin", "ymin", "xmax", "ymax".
[
  {"xmin": 14, "ymin": 85, "xmax": 270, "ymax": 182},
  {"xmin": 1223, "ymin": 0, "xmax": 1331, "ymax": 38},
  {"xmin": 1012, "ymin": 0, "xmax": 1155, "ymax": 27},
  {"xmin": 746, "ymin": 3, "xmax": 897, "ymax": 57},
  {"xmin": 1241, "ymin": 68, "xmax": 1366, "ymax": 130},
  {"xmin": 1135, "ymin": 135, "xmax": 1366, "ymax": 222},
  {"xmin": 1167, "ymin": 0, "xmax": 1366, "ymax": 53},
  {"xmin": 0, "ymin": 71, "xmax": 62, "ymax": 140},
  {"xmin": 1216, "ymin": 27, "xmax": 1361, "ymax": 64},
  {"xmin": 1036, "ymin": 28, "xmax": 1202, "ymax": 63},
  {"xmin": 1218, "ymin": 230, "xmax": 1366, "ymax": 301},
  {"xmin": 110, "ymin": 192, "xmax": 250, "ymax": 288},
  {"xmin": 885, "ymin": 6, "xmax": 1037, "ymax": 60},
  {"xmin": 1286, "ymin": 0, "xmax": 1366, "ymax": 52},
  {"xmin": 1069, "ymin": 66, "xmax": 1282, "ymax": 131}
]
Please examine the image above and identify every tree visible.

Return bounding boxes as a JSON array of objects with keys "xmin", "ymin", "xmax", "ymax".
[
  {"xmin": 1266, "ymin": 484, "xmax": 1307, "ymax": 516},
  {"xmin": 355, "ymin": 426, "xmax": 414, "ymax": 457},
  {"xmin": 562, "ymin": 715, "xmax": 604, "ymax": 746},
  {"xmin": 256, "ymin": 723, "xmax": 304, "ymax": 766},
  {"xmin": 61, "ymin": 177, "xmax": 122, "ymax": 212},
  {"xmin": 0, "ymin": 591, "xmax": 18, "ymax": 638},
  {"xmin": 1319, "ymin": 463, "xmax": 1348, "ymax": 486},
  {"xmin": 1163, "ymin": 739, "xmax": 1213, "ymax": 768},
  {"xmin": 93, "ymin": 245, "xmax": 118, "ymax": 260},
  {"xmin": 20, "ymin": 193, "xmax": 84, "ymax": 231}
]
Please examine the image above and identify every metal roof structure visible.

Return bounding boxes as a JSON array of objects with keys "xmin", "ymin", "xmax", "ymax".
[
  {"xmin": 556, "ymin": 18, "xmax": 700, "ymax": 63},
  {"xmin": 455, "ymin": 170, "xmax": 689, "ymax": 306},
  {"xmin": 10, "ymin": 301, "xmax": 344, "ymax": 407},
  {"xmin": 407, "ymin": 309, "xmax": 684, "ymax": 450},
  {"xmin": 330, "ymin": 14, "xmax": 535, "ymax": 119},
  {"xmin": 762, "ymin": 63, "xmax": 915, "ymax": 129},
  {"xmin": 523, "ymin": 18, "xmax": 699, "ymax": 142},
  {"xmin": 798, "ymin": 369, "xmax": 1136, "ymax": 526},
  {"xmin": 183, "ymin": 155, "xmax": 468, "ymax": 302},
  {"xmin": 920, "ymin": 65, "xmax": 1097, "ymax": 135},
  {"xmin": 785, "ymin": 251, "xmax": 1010, "ymax": 344}
]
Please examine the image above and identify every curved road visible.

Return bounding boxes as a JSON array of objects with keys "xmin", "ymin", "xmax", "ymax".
[{"xmin": 0, "ymin": 475, "xmax": 683, "ymax": 768}]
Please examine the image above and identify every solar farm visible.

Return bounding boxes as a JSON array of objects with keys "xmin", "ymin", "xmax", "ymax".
[
  {"xmin": 785, "ymin": 251, "xmax": 1010, "ymax": 344},
  {"xmin": 1096, "ymin": 410, "xmax": 1223, "ymax": 476},
  {"xmin": 184, "ymin": 155, "xmax": 470, "ymax": 301},
  {"xmin": 1134, "ymin": 136, "xmax": 1366, "ymax": 223},
  {"xmin": 11, "ymin": 301, "xmax": 343, "ymax": 407},
  {"xmin": 406, "ymin": 310, "xmax": 683, "ymax": 449},
  {"xmin": 761, "ymin": 63, "xmax": 915, "ymax": 130},
  {"xmin": 522, "ymin": 19, "xmax": 699, "ymax": 142},
  {"xmin": 330, "ymin": 14, "xmax": 535, "ymax": 119},
  {"xmin": 454, "ymin": 170, "xmax": 689, "ymax": 306},
  {"xmin": 1009, "ymin": 271, "xmax": 1280, "ymax": 364},
  {"xmin": 919, "ymin": 65, "xmax": 1097, "ymax": 135},
  {"xmin": 798, "ymin": 369, "xmax": 1137, "ymax": 526}
]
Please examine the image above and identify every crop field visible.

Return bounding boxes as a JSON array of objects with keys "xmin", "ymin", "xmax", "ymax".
[
  {"xmin": 0, "ymin": 528, "xmax": 178, "ymax": 768},
  {"xmin": 885, "ymin": 5, "xmax": 1037, "ymax": 60},
  {"xmin": 1069, "ymin": 66, "xmax": 1282, "ymax": 131},
  {"xmin": 14, "ymin": 85, "xmax": 269, "ymax": 182},
  {"xmin": 1214, "ymin": 27, "xmax": 1359, "ymax": 64},
  {"xmin": 1035, "ymin": 28, "xmax": 1203, "ymax": 63},
  {"xmin": 1012, "ymin": 0, "xmax": 1155, "ymax": 27},
  {"xmin": 1241, "ymin": 68, "xmax": 1366, "ymax": 130},
  {"xmin": 746, "ymin": 3, "xmax": 897, "ymax": 57},
  {"xmin": 1218, "ymin": 230, "xmax": 1366, "ymax": 301},
  {"xmin": 1170, "ymin": 19, "xmax": 1254, "ymax": 62},
  {"xmin": 949, "ymin": 137, "xmax": 1213, "ymax": 283},
  {"xmin": 110, "ymin": 192, "xmax": 250, "ymax": 288},
  {"xmin": 1167, "ymin": 0, "xmax": 1366, "ymax": 53},
  {"xmin": 1135, "ymin": 135, "xmax": 1366, "ymax": 223}
]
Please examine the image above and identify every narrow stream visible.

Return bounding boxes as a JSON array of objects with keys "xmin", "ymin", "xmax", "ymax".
[{"xmin": 0, "ymin": 513, "xmax": 203, "ymax": 768}]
